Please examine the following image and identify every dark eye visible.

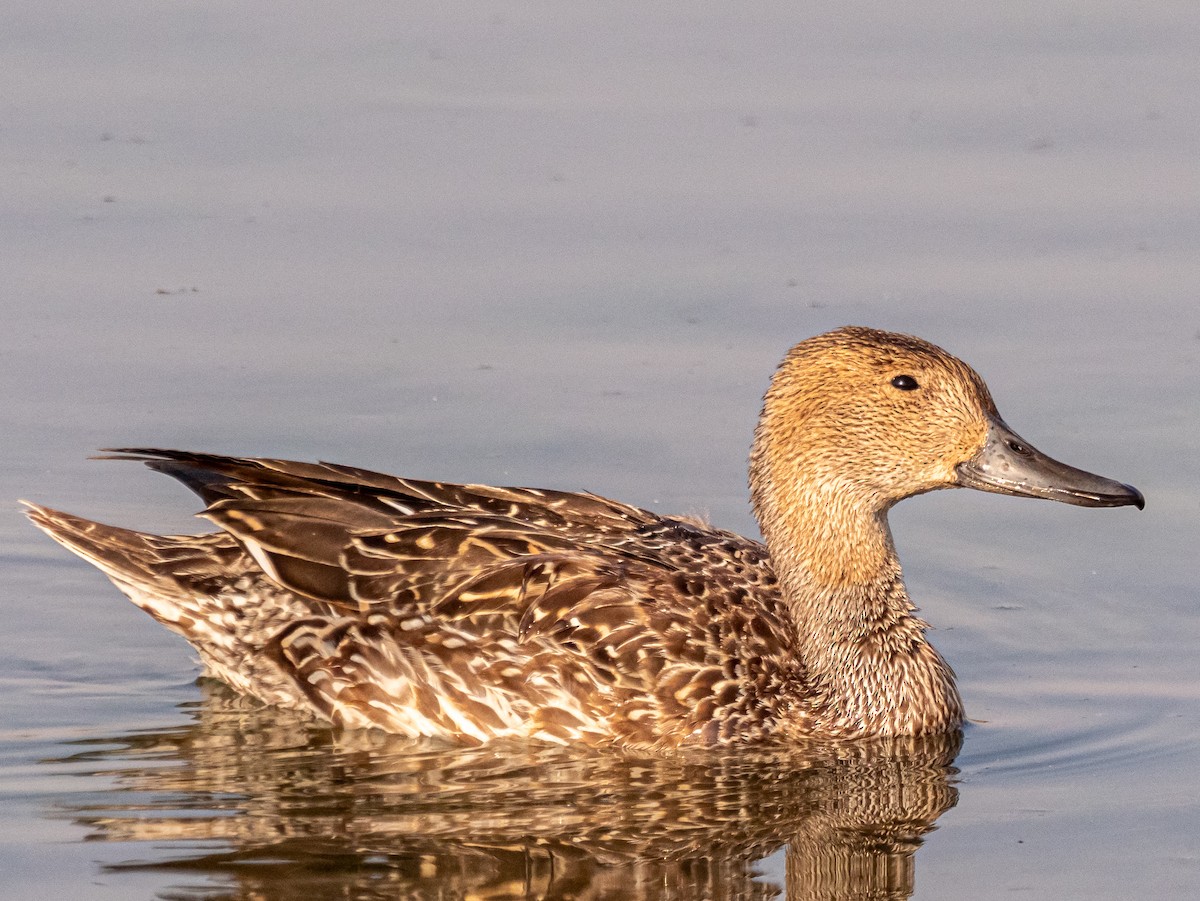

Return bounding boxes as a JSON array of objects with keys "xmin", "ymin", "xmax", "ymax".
[{"xmin": 890, "ymin": 374, "xmax": 919, "ymax": 391}]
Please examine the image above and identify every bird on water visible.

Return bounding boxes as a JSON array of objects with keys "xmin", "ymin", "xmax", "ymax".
[{"xmin": 26, "ymin": 327, "xmax": 1143, "ymax": 749}]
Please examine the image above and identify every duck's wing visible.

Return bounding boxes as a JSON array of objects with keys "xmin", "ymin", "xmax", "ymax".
[
  {"xmin": 97, "ymin": 448, "xmax": 672, "ymax": 617},
  {"xmin": 100, "ymin": 448, "xmax": 653, "ymax": 531}
]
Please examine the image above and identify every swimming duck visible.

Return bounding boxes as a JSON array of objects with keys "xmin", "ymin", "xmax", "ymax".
[{"xmin": 25, "ymin": 327, "xmax": 1142, "ymax": 748}]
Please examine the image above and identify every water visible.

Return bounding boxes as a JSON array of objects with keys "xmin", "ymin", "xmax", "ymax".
[{"xmin": 3, "ymin": 2, "xmax": 1199, "ymax": 898}]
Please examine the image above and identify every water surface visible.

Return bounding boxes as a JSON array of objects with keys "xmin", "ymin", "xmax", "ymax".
[{"xmin": 3, "ymin": 3, "xmax": 1198, "ymax": 899}]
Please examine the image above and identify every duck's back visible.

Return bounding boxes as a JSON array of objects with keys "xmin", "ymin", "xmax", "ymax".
[{"xmin": 28, "ymin": 450, "xmax": 808, "ymax": 748}]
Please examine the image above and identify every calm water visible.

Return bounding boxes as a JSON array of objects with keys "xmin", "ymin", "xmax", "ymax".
[{"xmin": 3, "ymin": 3, "xmax": 1199, "ymax": 899}]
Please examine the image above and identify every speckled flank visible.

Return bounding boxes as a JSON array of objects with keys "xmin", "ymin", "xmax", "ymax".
[{"xmin": 24, "ymin": 326, "xmax": 1138, "ymax": 748}]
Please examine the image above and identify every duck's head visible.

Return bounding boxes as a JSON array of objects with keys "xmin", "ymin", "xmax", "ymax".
[{"xmin": 751, "ymin": 326, "xmax": 1144, "ymax": 518}]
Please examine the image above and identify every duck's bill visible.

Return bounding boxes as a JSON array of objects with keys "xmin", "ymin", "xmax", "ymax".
[{"xmin": 956, "ymin": 418, "xmax": 1144, "ymax": 510}]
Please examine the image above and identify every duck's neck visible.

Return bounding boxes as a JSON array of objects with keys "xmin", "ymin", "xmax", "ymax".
[{"xmin": 750, "ymin": 469, "xmax": 962, "ymax": 736}]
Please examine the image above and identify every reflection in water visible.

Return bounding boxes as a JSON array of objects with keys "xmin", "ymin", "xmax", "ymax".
[{"xmin": 46, "ymin": 681, "xmax": 960, "ymax": 900}]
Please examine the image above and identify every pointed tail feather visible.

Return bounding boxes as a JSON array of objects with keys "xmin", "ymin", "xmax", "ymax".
[{"xmin": 22, "ymin": 502, "xmax": 210, "ymax": 636}]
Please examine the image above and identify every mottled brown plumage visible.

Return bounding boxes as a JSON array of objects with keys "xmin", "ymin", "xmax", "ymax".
[{"xmin": 25, "ymin": 327, "xmax": 1142, "ymax": 748}]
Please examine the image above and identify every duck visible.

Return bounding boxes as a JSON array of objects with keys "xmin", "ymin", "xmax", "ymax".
[{"xmin": 25, "ymin": 326, "xmax": 1143, "ymax": 749}]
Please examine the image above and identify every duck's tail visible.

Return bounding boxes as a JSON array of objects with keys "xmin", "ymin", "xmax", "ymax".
[{"xmin": 22, "ymin": 502, "xmax": 218, "ymax": 639}]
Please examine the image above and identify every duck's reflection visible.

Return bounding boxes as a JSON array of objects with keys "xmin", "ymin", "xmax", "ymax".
[{"xmin": 49, "ymin": 680, "xmax": 960, "ymax": 900}]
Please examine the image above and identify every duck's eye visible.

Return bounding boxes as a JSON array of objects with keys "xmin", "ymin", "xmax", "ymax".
[{"xmin": 890, "ymin": 374, "xmax": 919, "ymax": 391}]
